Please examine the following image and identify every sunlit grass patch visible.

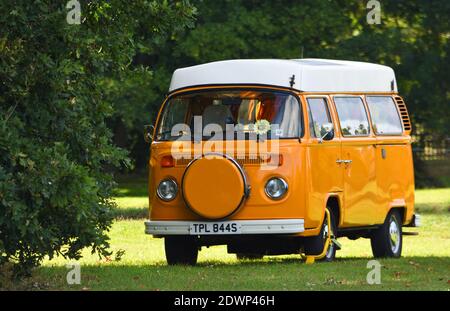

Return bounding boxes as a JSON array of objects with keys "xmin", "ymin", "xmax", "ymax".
[{"xmin": 29, "ymin": 213, "xmax": 450, "ymax": 291}]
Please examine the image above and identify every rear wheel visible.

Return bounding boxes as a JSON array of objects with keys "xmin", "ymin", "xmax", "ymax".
[
  {"xmin": 371, "ymin": 210, "xmax": 403, "ymax": 258},
  {"xmin": 165, "ymin": 236, "xmax": 198, "ymax": 265},
  {"xmin": 304, "ymin": 207, "xmax": 337, "ymax": 262}
]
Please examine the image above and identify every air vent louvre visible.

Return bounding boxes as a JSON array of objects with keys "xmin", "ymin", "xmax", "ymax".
[
  {"xmin": 175, "ymin": 154, "xmax": 272, "ymax": 166},
  {"xmin": 394, "ymin": 96, "xmax": 412, "ymax": 132}
]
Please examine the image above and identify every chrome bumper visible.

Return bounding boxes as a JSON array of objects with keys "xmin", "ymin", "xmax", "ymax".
[{"xmin": 145, "ymin": 219, "xmax": 305, "ymax": 236}]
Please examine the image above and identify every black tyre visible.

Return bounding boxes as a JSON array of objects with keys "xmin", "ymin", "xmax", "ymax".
[
  {"xmin": 304, "ymin": 208, "xmax": 337, "ymax": 262},
  {"xmin": 371, "ymin": 210, "xmax": 403, "ymax": 258},
  {"xmin": 236, "ymin": 253, "xmax": 264, "ymax": 260},
  {"xmin": 165, "ymin": 236, "xmax": 199, "ymax": 265}
]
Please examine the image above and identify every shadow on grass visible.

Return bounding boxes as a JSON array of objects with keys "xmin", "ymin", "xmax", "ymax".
[
  {"xmin": 111, "ymin": 180, "xmax": 149, "ymax": 219},
  {"xmin": 111, "ymin": 207, "xmax": 148, "ymax": 220},
  {"xmin": 113, "ymin": 181, "xmax": 148, "ymax": 197},
  {"xmin": 18, "ymin": 256, "xmax": 449, "ymax": 291},
  {"xmin": 188, "ymin": 255, "xmax": 449, "ymax": 267},
  {"xmin": 415, "ymin": 203, "xmax": 450, "ymax": 214}
]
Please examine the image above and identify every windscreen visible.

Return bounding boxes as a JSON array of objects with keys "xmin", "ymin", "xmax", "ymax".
[{"xmin": 156, "ymin": 89, "xmax": 302, "ymax": 141}]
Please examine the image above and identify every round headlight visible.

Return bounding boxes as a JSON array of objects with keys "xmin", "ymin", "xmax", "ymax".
[
  {"xmin": 265, "ymin": 178, "xmax": 288, "ymax": 200},
  {"xmin": 157, "ymin": 179, "xmax": 178, "ymax": 201}
]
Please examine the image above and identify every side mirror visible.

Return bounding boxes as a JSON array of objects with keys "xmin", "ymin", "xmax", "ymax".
[
  {"xmin": 144, "ymin": 124, "xmax": 155, "ymax": 143},
  {"xmin": 319, "ymin": 123, "xmax": 334, "ymax": 143}
]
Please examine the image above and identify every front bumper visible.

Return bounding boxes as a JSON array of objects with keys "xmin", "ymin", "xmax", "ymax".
[{"xmin": 145, "ymin": 219, "xmax": 305, "ymax": 236}]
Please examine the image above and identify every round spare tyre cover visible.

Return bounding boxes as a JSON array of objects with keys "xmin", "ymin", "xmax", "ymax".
[{"xmin": 182, "ymin": 154, "xmax": 249, "ymax": 220}]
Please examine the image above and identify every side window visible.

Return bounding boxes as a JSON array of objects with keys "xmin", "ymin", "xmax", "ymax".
[
  {"xmin": 307, "ymin": 98, "xmax": 332, "ymax": 138},
  {"xmin": 334, "ymin": 97, "xmax": 370, "ymax": 136},
  {"xmin": 366, "ymin": 96, "xmax": 403, "ymax": 135}
]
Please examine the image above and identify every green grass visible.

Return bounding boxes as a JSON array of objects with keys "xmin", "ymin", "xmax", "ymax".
[
  {"xmin": 114, "ymin": 178, "xmax": 148, "ymax": 197},
  {"xmin": 31, "ymin": 213, "xmax": 450, "ymax": 290},
  {"xmin": 33, "ymin": 257, "xmax": 450, "ymax": 291},
  {"xmin": 111, "ymin": 197, "xmax": 148, "ymax": 219},
  {"xmin": 4, "ymin": 184, "xmax": 450, "ymax": 291},
  {"xmin": 111, "ymin": 179, "xmax": 148, "ymax": 219},
  {"xmin": 415, "ymin": 188, "xmax": 450, "ymax": 213}
]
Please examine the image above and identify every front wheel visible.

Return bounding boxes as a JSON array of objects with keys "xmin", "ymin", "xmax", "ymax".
[
  {"xmin": 304, "ymin": 208, "xmax": 337, "ymax": 262},
  {"xmin": 165, "ymin": 236, "xmax": 199, "ymax": 265},
  {"xmin": 370, "ymin": 210, "xmax": 403, "ymax": 258}
]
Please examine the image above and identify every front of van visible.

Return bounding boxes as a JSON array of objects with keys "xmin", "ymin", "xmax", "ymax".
[
  {"xmin": 144, "ymin": 59, "xmax": 352, "ymax": 264},
  {"xmin": 145, "ymin": 84, "xmax": 317, "ymax": 264}
]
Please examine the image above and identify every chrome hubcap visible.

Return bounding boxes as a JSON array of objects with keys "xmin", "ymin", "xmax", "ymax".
[{"xmin": 389, "ymin": 218, "xmax": 400, "ymax": 253}]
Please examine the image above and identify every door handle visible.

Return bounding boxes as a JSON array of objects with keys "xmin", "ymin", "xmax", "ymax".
[
  {"xmin": 381, "ymin": 148, "xmax": 387, "ymax": 159},
  {"xmin": 336, "ymin": 159, "xmax": 352, "ymax": 164}
]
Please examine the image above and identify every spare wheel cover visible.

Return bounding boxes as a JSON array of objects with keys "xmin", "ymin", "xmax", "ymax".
[{"xmin": 182, "ymin": 154, "xmax": 249, "ymax": 220}]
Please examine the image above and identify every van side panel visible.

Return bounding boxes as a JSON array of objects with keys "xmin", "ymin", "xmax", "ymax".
[
  {"xmin": 304, "ymin": 141, "xmax": 343, "ymax": 229},
  {"xmin": 340, "ymin": 138, "xmax": 379, "ymax": 226},
  {"xmin": 374, "ymin": 138, "xmax": 415, "ymax": 224}
]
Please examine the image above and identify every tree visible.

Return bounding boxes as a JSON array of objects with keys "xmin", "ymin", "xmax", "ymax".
[
  {"xmin": 0, "ymin": 0, "xmax": 196, "ymax": 275},
  {"xmin": 117, "ymin": 0, "xmax": 359, "ymax": 170},
  {"xmin": 124, "ymin": 1, "xmax": 448, "ymax": 187}
]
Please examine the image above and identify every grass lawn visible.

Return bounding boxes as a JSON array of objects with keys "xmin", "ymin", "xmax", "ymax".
[
  {"xmin": 4, "ymin": 184, "xmax": 450, "ymax": 291},
  {"xmin": 415, "ymin": 188, "xmax": 450, "ymax": 213}
]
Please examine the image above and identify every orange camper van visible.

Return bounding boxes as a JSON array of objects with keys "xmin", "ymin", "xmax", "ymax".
[{"xmin": 144, "ymin": 59, "xmax": 420, "ymax": 265}]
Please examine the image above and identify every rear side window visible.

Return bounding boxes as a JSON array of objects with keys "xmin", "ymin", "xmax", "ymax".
[
  {"xmin": 334, "ymin": 97, "xmax": 370, "ymax": 136},
  {"xmin": 366, "ymin": 96, "xmax": 403, "ymax": 135},
  {"xmin": 307, "ymin": 98, "xmax": 332, "ymax": 138}
]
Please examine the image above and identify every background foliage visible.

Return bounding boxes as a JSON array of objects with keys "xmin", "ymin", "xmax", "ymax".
[
  {"xmin": 0, "ymin": 0, "xmax": 195, "ymax": 274},
  {"xmin": 118, "ymin": 0, "xmax": 449, "ymax": 186}
]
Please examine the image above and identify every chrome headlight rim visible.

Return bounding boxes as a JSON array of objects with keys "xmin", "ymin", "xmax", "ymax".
[
  {"xmin": 157, "ymin": 178, "xmax": 178, "ymax": 202},
  {"xmin": 264, "ymin": 177, "xmax": 288, "ymax": 200}
]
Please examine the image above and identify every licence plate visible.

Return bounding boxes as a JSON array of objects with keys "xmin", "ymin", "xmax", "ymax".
[{"xmin": 189, "ymin": 222, "xmax": 242, "ymax": 235}]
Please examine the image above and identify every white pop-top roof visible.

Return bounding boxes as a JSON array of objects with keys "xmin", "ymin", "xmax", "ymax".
[{"xmin": 169, "ymin": 59, "xmax": 398, "ymax": 93}]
